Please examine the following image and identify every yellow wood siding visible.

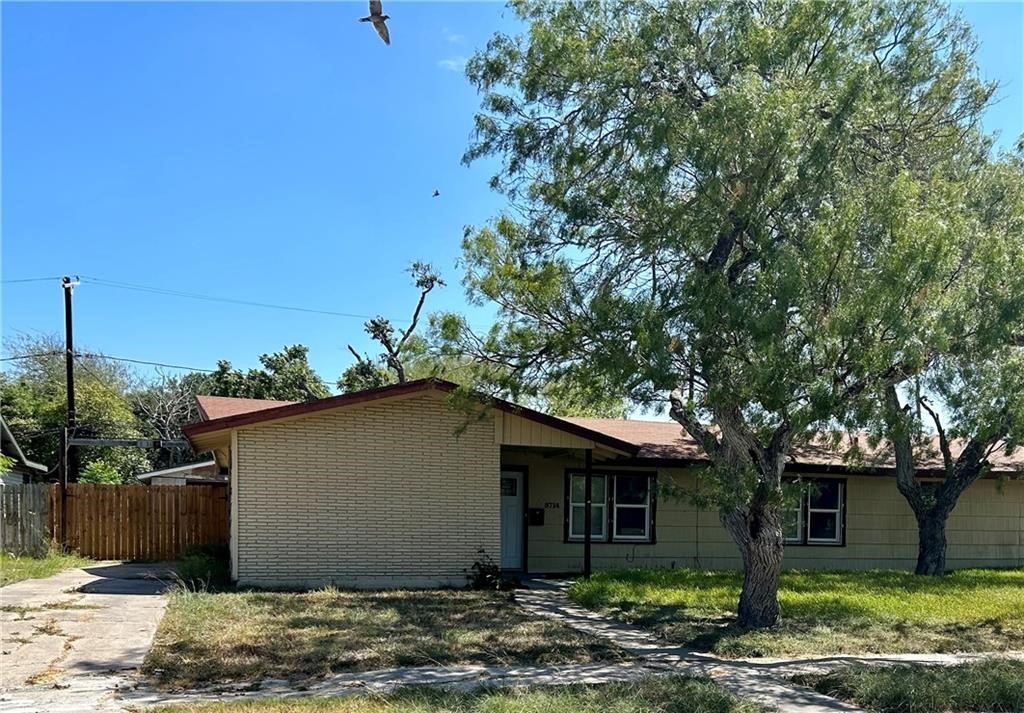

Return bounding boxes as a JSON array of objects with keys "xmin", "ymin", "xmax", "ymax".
[
  {"xmin": 496, "ymin": 411, "xmax": 597, "ymax": 449},
  {"xmin": 516, "ymin": 450, "xmax": 1024, "ymax": 573}
]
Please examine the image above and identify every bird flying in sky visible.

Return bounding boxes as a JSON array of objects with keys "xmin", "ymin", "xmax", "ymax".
[
  {"xmin": 359, "ymin": 0, "xmax": 391, "ymax": 46},
  {"xmin": 432, "ymin": 189, "xmax": 440, "ymax": 198}
]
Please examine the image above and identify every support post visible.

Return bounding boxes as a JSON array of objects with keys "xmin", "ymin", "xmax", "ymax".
[
  {"xmin": 62, "ymin": 277, "xmax": 80, "ymax": 483},
  {"xmin": 583, "ymin": 448, "xmax": 593, "ymax": 578}
]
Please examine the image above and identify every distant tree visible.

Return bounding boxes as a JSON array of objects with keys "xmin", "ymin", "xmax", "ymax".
[
  {"xmin": 0, "ymin": 334, "xmax": 150, "ymax": 481},
  {"xmin": 132, "ymin": 370, "xmax": 211, "ymax": 468},
  {"xmin": 340, "ymin": 262, "xmax": 445, "ymax": 391},
  {"xmin": 207, "ymin": 345, "xmax": 330, "ymax": 402},
  {"xmin": 80, "ymin": 460, "xmax": 121, "ymax": 485}
]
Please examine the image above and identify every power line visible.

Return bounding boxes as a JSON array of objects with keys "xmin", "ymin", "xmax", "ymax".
[
  {"xmin": 77, "ymin": 352, "xmax": 214, "ymax": 373},
  {"xmin": 1, "ymin": 276, "xmax": 64, "ymax": 284},
  {"xmin": 80, "ymin": 276, "xmax": 382, "ymax": 321},
  {"xmin": 0, "ymin": 351, "xmax": 62, "ymax": 362}
]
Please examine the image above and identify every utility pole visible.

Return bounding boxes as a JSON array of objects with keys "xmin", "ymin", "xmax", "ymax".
[{"xmin": 62, "ymin": 276, "xmax": 80, "ymax": 484}]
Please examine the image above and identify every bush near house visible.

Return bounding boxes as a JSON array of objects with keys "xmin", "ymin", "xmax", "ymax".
[{"xmin": 569, "ymin": 569, "xmax": 1024, "ymax": 657}]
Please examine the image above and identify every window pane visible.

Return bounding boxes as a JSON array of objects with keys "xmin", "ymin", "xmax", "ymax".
[
  {"xmin": 571, "ymin": 505, "xmax": 605, "ymax": 537},
  {"xmin": 501, "ymin": 477, "xmax": 517, "ymax": 496},
  {"xmin": 571, "ymin": 506, "xmax": 585, "ymax": 536},
  {"xmin": 570, "ymin": 474, "xmax": 605, "ymax": 503},
  {"xmin": 808, "ymin": 512, "xmax": 839, "ymax": 541},
  {"xmin": 809, "ymin": 481, "xmax": 840, "ymax": 509},
  {"xmin": 783, "ymin": 508, "xmax": 801, "ymax": 542},
  {"xmin": 615, "ymin": 475, "xmax": 648, "ymax": 505},
  {"xmin": 615, "ymin": 507, "xmax": 647, "ymax": 537}
]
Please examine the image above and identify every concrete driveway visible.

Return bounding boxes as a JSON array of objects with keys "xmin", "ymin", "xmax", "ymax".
[{"xmin": 0, "ymin": 561, "xmax": 174, "ymax": 710}]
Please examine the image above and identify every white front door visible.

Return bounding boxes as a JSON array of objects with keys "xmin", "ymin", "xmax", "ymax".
[{"xmin": 500, "ymin": 470, "xmax": 524, "ymax": 570}]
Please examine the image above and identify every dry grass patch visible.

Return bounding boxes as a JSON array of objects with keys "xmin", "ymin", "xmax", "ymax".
[
  {"xmin": 569, "ymin": 568, "xmax": 1024, "ymax": 658},
  {"xmin": 795, "ymin": 659, "xmax": 1024, "ymax": 712},
  {"xmin": 145, "ymin": 588, "xmax": 626, "ymax": 687},
  {"xmin": 143, "ymin": 675, "xmax": 764, "ymax": 713}
]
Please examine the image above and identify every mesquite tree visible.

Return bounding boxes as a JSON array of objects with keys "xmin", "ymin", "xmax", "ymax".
[
  {"xmin": 455, "ymin": 0, "xmax": 1014, "ymax": 627},
  {"xmin": 341, "ymin": 262, "xmax": 445, "ymax": 391},
  {"xmin": 872, "ymin": 147, "xmax": 1024, "ymax": 576}
]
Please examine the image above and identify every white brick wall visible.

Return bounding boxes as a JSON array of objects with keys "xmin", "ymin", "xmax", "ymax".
[{"xmin": 234, "ymin": 391, "xmax": 500, "ymax": 588}]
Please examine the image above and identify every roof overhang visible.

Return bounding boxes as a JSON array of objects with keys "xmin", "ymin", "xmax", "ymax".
[
  {"xmin": 136, "ymin": 459, "xmax": 219, "ymax": 480},
  {"xmin": 184, "ymin": 379, "xmax": 640, "ymax": 458}
]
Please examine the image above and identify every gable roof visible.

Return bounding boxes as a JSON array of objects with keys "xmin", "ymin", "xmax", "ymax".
[
  {"xmin": 196, "ymin": 395, "xmax": 297, "ymax": 421},
  {"xmin": 1, "ymin": 416, "xmax": 48, "ymax": 475},
  {"xmin": 184, "ymin": 383, "xmax": 1023, "ymax": 476},
  {"xmin": 135, "ymin": 460, "xmax": 222, "ymax": 481},
  {"xmin": 185, "ymin": 379, "xmax": 641, "ymax": 456}
]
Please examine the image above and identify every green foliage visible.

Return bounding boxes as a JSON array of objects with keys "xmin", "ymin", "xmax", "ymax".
[
  {"xmin": 207, "ymin": 345, "xmax": 330, "ymax": 402},
  {"xmin": 1, "ymin": 334, "xmax": 150, "ymax": 481},
  {"xmin": 800, "ymin": 659, "xmax": 1024, "ymax": 713},
  {"xmin": 79, "ymin": 460, "xmax": 121, "ymax": 484},
  {"xmin": 0, "ymin": 453, "xmax": 14, "ymax": 475},
  {"xmin": 177, "ymin": 543, "xmax": 231, "ymax": 588},
  {"xmin": 569, "ymin": 568, "xmax": 1024, "ymax": 657},
  {"xmin": 0, "ymin": 550, "xmax": 92, "ymax": 586},
  {"xmin": 453, "ymin": 0, "xmax": 1024, "ymax": 519}
]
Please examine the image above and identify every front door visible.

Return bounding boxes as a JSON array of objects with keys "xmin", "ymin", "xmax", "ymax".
[{"xmin": 500, "ymin": 470, "xmax": 524, "ymax": 570}]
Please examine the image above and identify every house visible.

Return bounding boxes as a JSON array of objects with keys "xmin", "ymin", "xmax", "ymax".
[
  {"xmin": 1, "ymin": 416, "xmax": 49, "ymax": 486},
  {"xmin": 182, "ymin": 379, "xmax": 1024, "ymax": 588},
  {"xmin": 135, "ymin": 460, "xmax": 227, "ymax": 486}
]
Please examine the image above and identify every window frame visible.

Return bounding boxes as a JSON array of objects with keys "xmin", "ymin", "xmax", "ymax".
[
  {"xmin": 564, "ymin": 470, "xmax": 657, "ymax": 545},
  {"xmin": 568, "ymin": 473, "xmax": 608, "ymax": 541},
  {"xmin": 783, "ymin": 477, "xmax": 847, "ymax": 547}
]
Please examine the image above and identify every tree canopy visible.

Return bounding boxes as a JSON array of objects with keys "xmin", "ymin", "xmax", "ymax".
[
  {"xmin": 208, "ymin": 345, "xmax": 330, "ymax": 402},
  {"xmin": 453, "ymin": 0, "xmax": 1023, "ymax": 625}
]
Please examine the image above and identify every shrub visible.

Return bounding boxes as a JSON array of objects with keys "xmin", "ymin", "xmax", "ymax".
[{"xmin": 177, "ymin": 543, "xmax": 230, "ymax": 588}]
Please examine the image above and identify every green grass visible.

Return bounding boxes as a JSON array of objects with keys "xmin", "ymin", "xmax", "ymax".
[
  {"xmin": 0, "ymin": 551, "xmax": 91, "ymax": 586},
  {"xmin": 568, "ymin": 568, "xmax": 1024, "ymax": 658},
  {"xmin": 144, "ymin": 676, "xmax": 763, "ymax": 713},
  {"xmin": 144, "ymin": 588, "xmax": 627, "ymax": 688},
  {"xmin": 795, "ymin": 659, "xmax": 1024, "ymax": 713}
]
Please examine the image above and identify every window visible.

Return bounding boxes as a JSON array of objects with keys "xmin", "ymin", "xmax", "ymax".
[
  {"xmin": 784, "ymin": 478, "xmax": 845, "ymax": 546},
  {"xmin": 569, "ymin": 474, "xmax": 606, "ymax": 540},
  {"xmin": 567, "ymin": 472, "xmax": 655, "ymax": 543},
  {"xmin": 613, "ymin": 474, "xmax": 651, "ymax": 540}
]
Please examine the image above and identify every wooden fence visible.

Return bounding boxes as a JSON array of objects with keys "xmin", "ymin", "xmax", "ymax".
[
  {"xmin": 49, "ymin": 483, "xmax": 229, "ymax": 560},
  {"xmin": 1, "ymin": 483, "xmax": 51, "ymax": 556}
]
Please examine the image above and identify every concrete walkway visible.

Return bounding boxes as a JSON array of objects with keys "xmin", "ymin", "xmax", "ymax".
[
  {"xmin": 515, "ymin": 581, "xmax": 865, "ymax": 713},
  {"xmin": 0, "ymin": 562, "xmax": 175, "ymax": 713},
  {"xmin": 514, "ymin": 581, "xmax": 1021, "ymax": 712}
]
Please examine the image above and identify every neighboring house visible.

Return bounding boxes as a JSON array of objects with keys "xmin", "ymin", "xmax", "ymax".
[
  {"xmin": 1, "ymin": 416, "xmax": 49, "ymax": 486},
  {"xmin": 183, "ymin": 379, "xmax": 1024, "ymax": 588},
  {"xmin": 135, "ymin": 460, "xmax": 227, "ymax": 486}
]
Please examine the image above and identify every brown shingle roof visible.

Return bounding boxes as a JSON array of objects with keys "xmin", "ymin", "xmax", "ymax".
[
  {"xmin": 566, "ymin": 418, "xmax": 1024, "ymax": 474},
  {"xmin": 196, "ymin": 395, "xmax": 298, "ymax": 421},
  {"xmin": 189, "ymin": 388, "xmax": 1023, "ymax": 475}
]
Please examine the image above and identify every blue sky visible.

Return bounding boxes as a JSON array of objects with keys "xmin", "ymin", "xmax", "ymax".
[{"xmin": 2, "ymin": 1, "xmax": 1022, "ymax": 390}]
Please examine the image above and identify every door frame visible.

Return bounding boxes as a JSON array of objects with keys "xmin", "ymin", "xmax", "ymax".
[{"xmin": 500, "ymin": 465, "xmax": 529, "ymax": 572}]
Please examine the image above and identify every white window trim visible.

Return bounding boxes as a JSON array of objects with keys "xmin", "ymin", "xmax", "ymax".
[
  {"xmin": 612, "ymin": 475, "xmax": 651, "ymax": 541},
  {"xmin": 806, "ymin": 482, "xmax": 843, "ymax": 545},
  {"xmin": 784, "ymin": 502, "xmax": 803, "ymax": 544},
  {"xmin": 568, "ymin": 474, "xmax": 607, "ymax": 541},
  {"xmin": 783, "ymin": 479, "xmax": 845, "ymax": 547}
]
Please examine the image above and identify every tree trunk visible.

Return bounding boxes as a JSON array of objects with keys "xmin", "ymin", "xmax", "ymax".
[
  {"xmin": 722, "ymin": 506, "xmax": 785, "ymax": 628},
  {"xmin": 915, "ymin": 509, "xmax": 948, "ymax": 576}
]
